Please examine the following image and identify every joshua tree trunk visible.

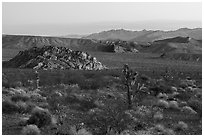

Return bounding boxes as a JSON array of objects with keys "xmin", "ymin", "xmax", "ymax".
[{"xmin": 126, "ymin": 84, "xmax": 132, "ymax": 109}]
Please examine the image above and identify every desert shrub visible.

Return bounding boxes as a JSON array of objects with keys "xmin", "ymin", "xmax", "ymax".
[
  {"xmin": 133, "ymin": 105, "xmax": 152, "ymax": 118},
  {"xmin": 68, "ymin": 126, "xmax": 92, "ymax": 135},
  {"xmin": 2, "ymin": 100, "xmax": 19, "ymax": 114},
  {"xmin": 2, "ymin": 88, "xmax": 15, "ymax": 95},
  {"xmin": 133, "ymin": 129, "xmax": 153, "ymax": 135},
  {"xmin": 149, "ymin": 86, "xmax": 164, "ymax": 96},
  {"xmin": 187, "ymin": 99, "xmax": 202, "ymax": 117},
  {"xmin": 156, "ymin": 99, "xmax": 169, "ymax": 108},
  {"xmin": 65, "ymin": 93, "xmax": 96, "ymax": 111},
  {"xmin": 179, "ymin": 82, "xmax": 188, "ymax": 89},
  {"xmin": 170, "ymin": 86, "xmax": 177, "ymax": 92},
  {"xmin": 179, "ymin": 101, "xmax": 187, "ymax": 107},
  {"xmin": 174, "ymin": 92, "xmax": 192, "ymax": 101},
  {"xmin": 139, "ymin": 96, "xmax": 158, "ymax": 106},
  {"xmin": 38, "ymin": 102, "xmax": 49, "ymax": 109},
  {"xmin": 16, "ymin": 101, "xmax": 29, "ymax": 113},
  {"xmin": 153, "ymin": 111, "xmax": 163, "ymax": 121},
  {"xmin": 2, "ymin": 80, "xmax": 21, "ymax": 89},
  {"xmin": 174, "ymin": 121, "xmax": 188, "ymax": 131},
  {"xmin": 157, "ymin": 93, "xmax": 168, "ymax": 100},
  {"xmin": 18, "ymin": 117, "xmax": 29, "ymax": 126},
  {"xmin": 21, "ymin": 124, "xmax": 41, "ymax": 135},
  {"xmin": 64, "ymin": 73, "xmax": 110, "ymax": 90},
  {"xmin": 30, "ymin": 93, "xmax": 46, "ymax": 102},
  {"xmin": 181, "ymin": 106, "xmax": 197, "ymax": 115},
  {"xmin": 27, "ymin": 107, "xmax": 52, "ymax": 128},
  {"xmin": 168, "ymin": 101, "xmax": 180, "ymax": 110},
  {"xmin": 152, "ymin": 124, "xmax": 175, "ymax": 135},
  {"xmin": 46, "ymin": 91, "xmax": 65, "ymax": 112},
  {"xmin": 139, "ymin": 74, "xmax": 150, "ymax": 82},
  {"xmin": 85, "ymin": 99, "xmax": 132, "ymax": 134},
  {"xmin": 11, "ymin": 94, "xmax": 30, "ymax": 102}
]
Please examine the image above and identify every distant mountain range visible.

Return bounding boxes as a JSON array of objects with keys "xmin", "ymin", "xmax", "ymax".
[
  {"xmin": 83, "ymin": 28, "xmax": 202, "ymax": 42},
  {"xmin": 2, "ymin": 28, "xmax": 202, "ymax": 62},
  {"xmin": 60, "ymin": 34, "xmax": 88, "ymax": 38}
]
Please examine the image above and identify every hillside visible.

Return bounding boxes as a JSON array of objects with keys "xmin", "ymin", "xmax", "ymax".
[
  {"xmin": 83, "ymin": 28, "xmax": 202, "ymax": 42},
  {"xmin": 142, "ymin": 37, "xmax": 202, "ymax": 54},
  {"xmin": 141, "ymin": 36, "xmax": 202, "ymax": 62},
  {"xmin": 2, "ymin": 35, "xmax": 113, "ymax": 52},
  {"xmin": 2, "ymin": 34, "xmax": 202, "ymax": 62}
]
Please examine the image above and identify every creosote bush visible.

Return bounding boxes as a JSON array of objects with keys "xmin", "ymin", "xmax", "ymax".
[
  {"xmin": 21, "ymin": 124, "xmax": 41, "ymax": 135},
  {"xmin": 2, "ymin": 100, "xmax": 19, "ymax": 114},
  {"xmin": 174, "ymin": 121, "xmax": 188, "ymax": 131},
  {"xmin": 68, "ymin": 126, "xmax": 92, "ymax": 135},
  {"xmin": 11, "ymin": 94, "xmax": 30, "ymax": 102},
  {"xmin": 27, "ymin": 106, "xmax": 52, "ymax": 128}
]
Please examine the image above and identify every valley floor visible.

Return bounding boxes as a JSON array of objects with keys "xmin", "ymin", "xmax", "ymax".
[
  {"xmin": 2, "ymin": 64, "xmax": 202, "ymax": 135},
  {"xmin": 2, "ymin": 48, "xmax": 202, "ymax": 135}
]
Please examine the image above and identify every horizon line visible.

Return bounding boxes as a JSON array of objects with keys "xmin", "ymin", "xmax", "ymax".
[{"xmin": 2, "ymin": 27, "xmax": 202, "ymax": 37}]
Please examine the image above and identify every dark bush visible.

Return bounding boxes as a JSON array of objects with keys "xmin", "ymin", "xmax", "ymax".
[
  {"xmin": 139, "ymin": 74, "xmax": 150, "ymax": 83},
  {"xmin": 17, "ymin": 101, "xmax": 36, "ymax": 114},
  {"xmin": 85, "ymin": 99, "xmax": 132, "ymax": 134},
  {"xmin": 188, "ymin": 99, "xmax": 202, "ymax": 117},
  {"xmin": 174, "ymin": 92, "xmax": 192, "ymax": 101},
  {"xmin": 27, "ymin": 107, "xmax": 52, "ymax": 128},
  {"xmin": 2, "ymin": 100, "xmax": 19, "ymax": 114},
  {"xmin": 11, "ymin": 94, "xmax": 30, "ymax": 102},
  {"xmin": 65, "ymin": 94, "xmax": 96, "ymax": 111}
]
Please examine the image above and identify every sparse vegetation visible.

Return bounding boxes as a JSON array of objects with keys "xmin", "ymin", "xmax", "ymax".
[{"xmin": 2, "ymin": 63, "xmax": 202, "ymax": 135}]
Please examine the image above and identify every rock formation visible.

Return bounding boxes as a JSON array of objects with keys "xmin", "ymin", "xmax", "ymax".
[{"xmin": 4, "ymin": 46, "xmax": 107, "ymax": 70}]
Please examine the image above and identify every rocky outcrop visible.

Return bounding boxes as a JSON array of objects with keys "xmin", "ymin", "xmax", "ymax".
[
  {"xmin": 3, "ymin": 46, "xmax": 107, "ymax": 70},
  {"xmin": 99, "ymin": 40, "xmax": 139, "ymax": 53}
]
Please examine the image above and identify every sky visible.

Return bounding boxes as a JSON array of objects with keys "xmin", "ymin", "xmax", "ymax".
[{"xmin": 2, "ymin": 2, "xmax": 202, "ymax": 36}]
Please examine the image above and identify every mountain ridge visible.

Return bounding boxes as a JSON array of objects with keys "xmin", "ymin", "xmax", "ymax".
[{"xmin": 83, "ymin": 28, "xmax": 202, "ymax": 42}]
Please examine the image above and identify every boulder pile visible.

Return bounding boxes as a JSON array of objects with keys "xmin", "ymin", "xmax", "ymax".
[{"xmin": 4, "ymin": 46, "xmax": 107, "ymax": 70}]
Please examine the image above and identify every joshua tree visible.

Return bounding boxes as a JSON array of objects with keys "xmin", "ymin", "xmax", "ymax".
[
  {"xmin": 35, "ymin": 70, "xmax": 40, "ymax": 89},
  {"xmin": 122, "ymin": 64, "xmax": 138, "ymax": 109}
]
